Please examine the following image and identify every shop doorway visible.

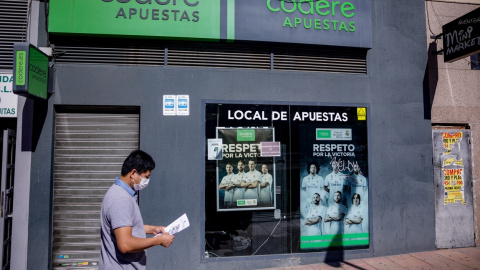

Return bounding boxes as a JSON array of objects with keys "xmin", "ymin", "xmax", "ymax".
[
  {"xmin": 51, "ymin": 109, "xmax": 139, "ymax": 269},
  {"xmin": 432, "ymin": 126, "xmax": 475, "ymax": 248},
  {"xmin": 0, "ymin": 129, "xmax": 16, "ymax": 270}
]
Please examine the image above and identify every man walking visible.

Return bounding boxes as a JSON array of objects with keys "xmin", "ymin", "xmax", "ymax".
[{"xmin": 100, "ymin": 150, "xmax": 175, "ymax": 269}]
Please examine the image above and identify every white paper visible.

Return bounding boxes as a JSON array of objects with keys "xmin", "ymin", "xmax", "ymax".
[
  {"xmin": 155, "ymin": 213, "xmax": 190, "ymax": 237},
  {"xmin": 207, "ymin": 139, "xmax": 223, "ymax": 160},
  {"xmin": 176, "ymin": 95, "xmax": 189, "ymax": 116}
]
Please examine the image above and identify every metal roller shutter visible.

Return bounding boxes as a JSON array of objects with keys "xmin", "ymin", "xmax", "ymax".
[
  {"xmin": 0, "ymin": 0, "xmax": 28, "ymax": 70},
  {"xmin": 52, "ymin": 112, "xmax": 139, "ymax": 269}
]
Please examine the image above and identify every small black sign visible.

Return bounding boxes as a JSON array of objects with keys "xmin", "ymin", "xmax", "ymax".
[{"xmin": 442, "ymin": 8, "xmax": 480, "ymax": 63}]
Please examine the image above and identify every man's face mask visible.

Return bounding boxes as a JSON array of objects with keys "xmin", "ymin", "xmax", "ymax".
[{"xmin": 133, "ymin": 171, "xmax": 150, "ymax": 191}]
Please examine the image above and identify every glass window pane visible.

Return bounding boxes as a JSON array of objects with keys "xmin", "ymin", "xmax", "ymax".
[{"xmin": 205, "ymin": 103, "xmax": 369, "ymax": 257}]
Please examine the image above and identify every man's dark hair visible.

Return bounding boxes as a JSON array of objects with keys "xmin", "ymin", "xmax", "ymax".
[
  {"xmin": 307, "ymin": 161, "xmax": 318, "ymax": 172},
  {"xmin": 121, "ymin": 150, "xmax": 156, "ymax": 176},
  {"xmin": 351, "ymin": 193, "xmax": 361, "ymax": 203}
]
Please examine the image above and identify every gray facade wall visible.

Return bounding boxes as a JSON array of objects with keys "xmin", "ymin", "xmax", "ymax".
[
  {"xmin": 25, "ymin": 0, "xmax": 434, "ymax": 269},
  {"xmin": 426, "ymin": 1, "xmax": 480, "ymax": 246}
]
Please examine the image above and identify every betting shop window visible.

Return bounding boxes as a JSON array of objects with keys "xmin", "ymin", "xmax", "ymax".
[{"xmin": 204, "ymin": 103, "xmax": 370, "ymax": 257}]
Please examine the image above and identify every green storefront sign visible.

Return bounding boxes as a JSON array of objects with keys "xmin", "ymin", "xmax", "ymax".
[
  {"xmin": 48, "ymin": 0, "xmax": 372, "ymax": 48},
  {"xmin": 49, "ymin": 0, "xmax": 221, "ymax": 40},
  {"xmin": 13, "ymin": 43, "xmax": 49, "ymax": 99},
  {"xmin": 15, "ymin": 51, "xmax": 26, "ymax": 86}
]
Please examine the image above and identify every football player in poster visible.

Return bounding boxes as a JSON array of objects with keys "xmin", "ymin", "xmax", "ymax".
[
  {"xmin": 259, "ymin": 164, "xmax": 273, "ymax": 205},
  {"xmin": 232, "ymin": 160, "xmax": 246, "ymax": 204},
  {"xmin": 304, "ymin": 193, "xmax": 324, "ymax": 236},
  {"xmin": 242, "ymin": 159, "xmax": 262, "ymax": 200},
  {"xmin": 301, "ymin": 161, "xmax": 327, "ymax": 220},
  {"xmin": 218, "ymin": 163, "xmax": 235, "ymax": 207},
  {"xmin": 347, "ymin": 162, "xmax": 368, "ymax": 207},
  {"xmin": 324, "ymin": 191, "xmax": 347, "ymax": 235},
  {"xmin": 345, "ymin": 193, "xmax": 364, "ymax": 234},
  {"xmin": 324, "ymin": 160, "xmax": 349, "ymax": 206}
]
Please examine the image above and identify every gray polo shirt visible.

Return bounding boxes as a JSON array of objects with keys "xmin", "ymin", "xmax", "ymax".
[{"xmin": 100, "ymin": 178, "xmax": 147, "ymax": 269}]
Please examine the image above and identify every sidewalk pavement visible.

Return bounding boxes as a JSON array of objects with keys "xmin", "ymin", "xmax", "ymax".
[{"xmin": 257, "ymin": 246, "xmax": 480, "ymax": 270}]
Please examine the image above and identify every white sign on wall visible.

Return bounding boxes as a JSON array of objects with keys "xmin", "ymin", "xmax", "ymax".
[
  {"xmin": 163, "ymin": 95, "xmax": 176, "ymax": 116},
  {"xmin": 0, "ymin": 74, "xmax": 18, "ymax": 118},
  {"xmin": 163, "ymin": 95, "xmax": 189, "ymax": 116},
  {"xmin": 176, "ymin": 95, "xmax": 189, "ymax": 116}
]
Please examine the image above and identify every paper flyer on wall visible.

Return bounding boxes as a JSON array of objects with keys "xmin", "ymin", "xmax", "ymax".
[
  {"xmin": 155, "ymin": 213, "xmax": 190, "ymax": 236},
  {"xmin": 441, "ymin": 131, "xmax": 466, "ymax": 205},
  {"xmin": 208, "ymin": 138, "xmax": 223, "ymax": 160}
]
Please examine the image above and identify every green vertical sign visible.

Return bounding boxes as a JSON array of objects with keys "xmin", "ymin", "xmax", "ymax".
[
  {"xmin": 27, "ymin": 46, "xmax": 48, "ymax": 99},
  {"xmin": 13, "ymin": 43, "xmax": 49, "ymax": 100},
  {"xmin": 15, "ymin": 51, "xmax": 26, "ymax": 86}
]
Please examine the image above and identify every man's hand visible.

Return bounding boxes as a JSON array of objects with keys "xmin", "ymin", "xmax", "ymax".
[
  {"xmin": 144, "ymin": 225, "xmax": 167, "ymax": 235},
  {"xmin": 114, "ymin": 226, "xmax": 174, "ymax": 253},
  {"xmin": 151, "ymin": 226, "xmax": 167, "ymax": 236},
  {"xmin": 145, "ymin": 225, "xmax": 175, "ymax": 247},
  {"xmin": 155, "ymin": 233, "xmax": 175, "ymax": 248}
]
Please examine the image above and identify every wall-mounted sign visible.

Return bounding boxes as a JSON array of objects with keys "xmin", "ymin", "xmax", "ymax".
[
  {"xmin": 163, "ymin": 95, "xmax": 176, "ymax": 116},
  {"xmin": 12, "ymin": 43, "xmax": 49, "ymax": 99},
  {"xmin": 176, "ymin": 95, "xmax": 189, "ymax": 116},
  {"xmin": 442, "ymin": 7, "xmax": 480, "ymax": 63},
  {"xmin": 49, "ymin": 0, "xmax": 221, "ymax": 41},
  {"xmin": 48, "ymin": 0, "xmax": 372, "ymax": 48},
  {"xmin": 236, "ymin": 0, "xmax": 371, "ymax": 48},
  {"xmin": 0, "ymin": 74, "xmax": 18, "ymax": 117},
  {"xmin": 163, "ymin": 95, "xmax": 190, "ymax": 116}
]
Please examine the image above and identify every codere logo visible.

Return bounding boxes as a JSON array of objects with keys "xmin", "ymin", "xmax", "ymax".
[
  {"xmin": 266, "ymin": 0, "xmax": 356, "ymax": 32},
  {"xmin": 102, "ymin": 0, "xmax": 201, "ymax": 21},
  {"xmin": 102, "ymin": 0, "xmax": 199, "ymax": 6}
]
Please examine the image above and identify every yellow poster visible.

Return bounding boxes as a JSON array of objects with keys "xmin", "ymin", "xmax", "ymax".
[
  {"xmin": 442, "ymin": 131, "xmax": 465, "ymax": 205},
  {"xmin": 443, "ymin": 168, "xmax": 465, "ymax": 204},
  {"xmin": 442, "ymin": 132, "xmax": 462, "ymax": 155}
]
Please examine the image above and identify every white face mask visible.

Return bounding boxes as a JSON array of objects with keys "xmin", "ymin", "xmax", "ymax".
[{"xmin": 133, "ymin": 174, "xmax": 150, "ymax": 191}]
